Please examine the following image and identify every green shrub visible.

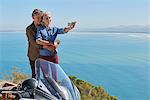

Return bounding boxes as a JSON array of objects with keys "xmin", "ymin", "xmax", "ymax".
[{"xmin": 69, "ymin": 76, "xmax": 117, "ymax": 100}]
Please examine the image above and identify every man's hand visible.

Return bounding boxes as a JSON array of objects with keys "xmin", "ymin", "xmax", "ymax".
[
  {"xmin": 43, "ymin": 45, "xmax": 56, "ymax": 52},
  {"xmin": 36, "ymin": 39, "xmax": 53, "ymax": 46},
  {"xmin": 54, "ymin": 40, "xmax": 60, "ymax": 48}
]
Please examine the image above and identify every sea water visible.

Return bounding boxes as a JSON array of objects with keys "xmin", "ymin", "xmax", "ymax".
[{"xmin": 0, "ymin": 32, "xmax": 149, "ymax": 100}]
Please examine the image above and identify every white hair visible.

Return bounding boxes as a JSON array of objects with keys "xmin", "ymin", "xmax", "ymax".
[{"xmin": 41, "ymin": 12, "xmax": 52, "ymax": 25}]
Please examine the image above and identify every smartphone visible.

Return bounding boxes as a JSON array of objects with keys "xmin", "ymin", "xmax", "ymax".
[{"xmin": 68, "ymin": 21, "xmax": 76, "ymax": 27}]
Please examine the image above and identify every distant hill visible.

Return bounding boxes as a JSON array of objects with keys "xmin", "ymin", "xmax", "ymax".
[
  {"xmin": 0, "ymin": 30, "xmax": 24, "ymax": 32},
  {"xmin": 0, "ymin": 25, "xmax": 149, "ymax": 33},
  {"xmin": 75, "ymin": 25, "xmax": 150, "ymax": 33}
]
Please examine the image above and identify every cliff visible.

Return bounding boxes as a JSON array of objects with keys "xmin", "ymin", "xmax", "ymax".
[{"xmin": 0, "ymin": 67, "xmax": 117, "ymax": 100}]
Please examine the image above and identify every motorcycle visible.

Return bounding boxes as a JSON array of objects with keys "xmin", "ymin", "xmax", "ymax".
[{"xmin": 0, "ymin": 58, "xmax": 80, "ymax": 100}]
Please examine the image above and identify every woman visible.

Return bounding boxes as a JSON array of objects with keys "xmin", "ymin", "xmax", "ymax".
[{"xmin": 36, "ymin": 12, "xmax": 76, "ymax": 64}]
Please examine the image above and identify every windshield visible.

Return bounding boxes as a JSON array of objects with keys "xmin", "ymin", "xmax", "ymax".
[{"xmin": 35, "ymin": 58, "xmax": 79, "ymax": 100}]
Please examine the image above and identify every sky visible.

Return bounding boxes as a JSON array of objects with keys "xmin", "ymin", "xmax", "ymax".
[{"xmin": 0, "ymin": 0, "xmax": 149, "ymax": 31}]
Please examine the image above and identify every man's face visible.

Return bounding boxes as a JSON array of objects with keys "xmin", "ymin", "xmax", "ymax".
[{"xmin": 32, "ymin": 14, "xmax": 42, "ymax": 25}]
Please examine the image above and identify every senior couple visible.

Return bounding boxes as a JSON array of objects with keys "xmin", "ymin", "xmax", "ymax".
[{"xmin": 26, "ymin": 9, "xmax": 76, "ymax": 78}]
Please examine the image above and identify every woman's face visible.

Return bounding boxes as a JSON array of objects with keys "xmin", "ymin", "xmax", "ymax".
[{"xmin": 43, "ymin": 15, "xmax": 51, "ymax": 27}]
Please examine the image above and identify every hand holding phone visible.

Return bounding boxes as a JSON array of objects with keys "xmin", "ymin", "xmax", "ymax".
[{"xmin": 68, "ymin": 21, "xmax": 76, "ymax": 29}]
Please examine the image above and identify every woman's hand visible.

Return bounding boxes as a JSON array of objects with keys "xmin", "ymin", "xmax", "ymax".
[
  {"xmin": 64, "ymin": 21, "xmax": 76, "ymax": 33},
  {"xmin": 68, "ymin": 21, "xmax": 76, "ymax": 29}
]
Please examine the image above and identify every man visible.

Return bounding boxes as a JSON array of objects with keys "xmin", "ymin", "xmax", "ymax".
[{"xmin": 26, "ymin": 9, "xmax": 54, "ymax": 78}]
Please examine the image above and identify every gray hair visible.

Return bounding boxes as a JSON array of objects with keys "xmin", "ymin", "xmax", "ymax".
[{"xmin": 32, "ymin": 9, "xmax": 43, "ymax": 16}]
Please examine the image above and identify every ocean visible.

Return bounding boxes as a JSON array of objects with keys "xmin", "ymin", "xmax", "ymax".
[{"xmin": 0, "ymin": 32, "xmax": 149, "ymax": 100}]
